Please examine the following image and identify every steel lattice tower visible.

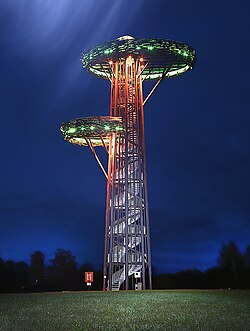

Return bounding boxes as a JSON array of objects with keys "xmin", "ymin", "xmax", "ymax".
[{"xmin": 61, "ymin": 36, "xmax": 195, "ymax": 291}]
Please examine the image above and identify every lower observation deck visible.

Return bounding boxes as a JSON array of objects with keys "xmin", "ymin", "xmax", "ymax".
[{"xmin": 60, "ymin": 116, "xmax": 124, "ymax": 147}]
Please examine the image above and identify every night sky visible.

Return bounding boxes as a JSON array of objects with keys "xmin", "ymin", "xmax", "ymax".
[{"xmin": 1, "ymin": 0, "xmax": 249, "ymax": 273}]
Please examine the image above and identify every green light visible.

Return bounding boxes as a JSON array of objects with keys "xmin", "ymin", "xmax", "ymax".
[
  {"xmin": 68, "ymin": 128, "xmax": 76, "ymax": 134},
  {"xmin": 81, "ymin": 127, "xmax": 85, "ymax": 130},
  {"xmin": 104, "ymin": 125, "xmax": 110, "ymax": 130},
  {"xmin": 136, "ymin": 46, "xmax": 141, "ymax": 50},
  {"xmin": 147, "ymin": 46, "xmax": 154, "ymax": 50},
  {"xmin": 104, "ymin": 49, "xmax": 113, "ymax": 54},
  {"xmin": 115, "ymin": 126, "xmax": 123, "ymax": 131},
  {"xmin": 175, "ymin": 49, "xmax": 188, "ymax": 57},
  {"xmin": 90, "ymin": 126, "xmax": 95, "ymax": 130}
]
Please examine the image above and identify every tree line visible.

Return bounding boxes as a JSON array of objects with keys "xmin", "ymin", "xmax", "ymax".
[
  {"xmin": 0, "ymin": 241, "xmax": 249, "ymax": 293},
  {"xmin": 0, "ymin": 249, "xmax": 102, "ymax": 293},
  {"xmin": 154, "ymin": 241, "xmax": 250, "ymax": 289}
]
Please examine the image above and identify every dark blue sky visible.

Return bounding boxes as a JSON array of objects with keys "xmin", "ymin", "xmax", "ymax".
[{"xmin": 0, "ymin": 0, "xmax": 249, "ymax": 273}]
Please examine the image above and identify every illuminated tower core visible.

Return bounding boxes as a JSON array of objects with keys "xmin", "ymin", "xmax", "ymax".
[{"xmin": 61, "ymin": 36, "xmax": 195, "ymax": 291}]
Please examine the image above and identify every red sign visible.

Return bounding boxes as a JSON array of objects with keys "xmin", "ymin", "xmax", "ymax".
[{"xmin": 85, "ymin": 271, "xmax": 94, "ymax": 283}]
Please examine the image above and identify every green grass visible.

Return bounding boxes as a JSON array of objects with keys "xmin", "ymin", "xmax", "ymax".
[{"xmin": 0, "ymin": 290, "xmax": 249, "ymax": 330}]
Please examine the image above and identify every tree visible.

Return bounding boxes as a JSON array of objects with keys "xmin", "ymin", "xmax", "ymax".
[
  {"xmin": 47, "ymin": 249, "xmax": 78, "ymax": 290},
  {"xmin": 218, "ymin": 240, "xmax": 243, "ymax": 270},
  {"xmin": 2, "ymin": 260, "xmax": 30, "ymax": 292},
  {"xmin": 243, "ymin": 245, "xmax": 250, "ymax": 268},
  {"xmin": 0, "ymin": 258, "xmax": 5, "ymax": 292},
  {"xmin": 29, "ymin": 251, "xmax": 46, "ymax": 287},
  {"xmin": 30, "ymin": 251, "xmax": 46, "ymax": 280},
  {"xmin": 217, "ymin": 240, "xmax": 243, "ymax": 288}
]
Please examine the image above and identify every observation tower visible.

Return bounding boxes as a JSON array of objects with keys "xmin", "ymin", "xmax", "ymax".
[{"xmin": 61, "ymin": 36, "xmax": 195, "ymax": 291}]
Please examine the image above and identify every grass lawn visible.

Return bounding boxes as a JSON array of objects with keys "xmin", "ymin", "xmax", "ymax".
[{"xmin": 0, "ymin": 290, "xmax": 249, "ymax": 330}]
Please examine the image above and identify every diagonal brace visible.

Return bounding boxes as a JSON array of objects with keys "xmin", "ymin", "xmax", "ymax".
[{"xmin": 85, "ymin": 137, "xmax": 108, "ymax": 180}]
